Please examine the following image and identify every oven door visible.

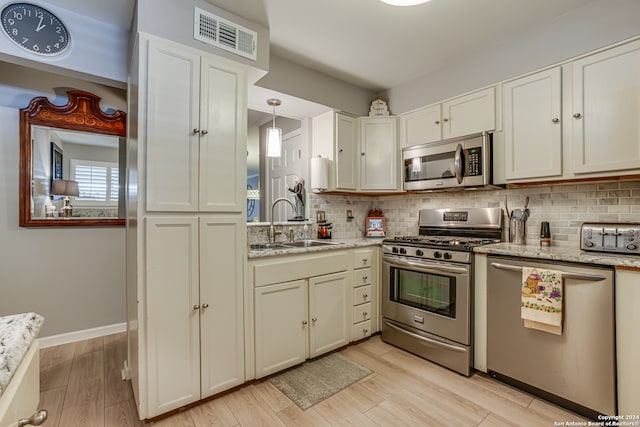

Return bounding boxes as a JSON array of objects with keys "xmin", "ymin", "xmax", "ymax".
[{"xmin": 382, "ymin": 255, "xmax": 471, "ymax": 345}]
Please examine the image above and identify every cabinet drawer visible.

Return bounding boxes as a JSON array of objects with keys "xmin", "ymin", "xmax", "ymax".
[
  {"xmin": 353, "ymin": 267, "xmax": 372, "ymax": 287},
  {"xmin": 353, "ymin": 248, "xmax": 374, "ymax": 269},
  {"xmin": 353, "ymin": 320, "xmax": 372, "ymax": 340},
  {"xmin": 353, "ymin": 285, "xmax": 372, "ymax": 305},
  {"xmin": 353, "ymin": 302, "xmax": 371, "ymax": 323}
]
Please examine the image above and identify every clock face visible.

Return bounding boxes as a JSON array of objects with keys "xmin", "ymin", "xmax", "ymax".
[{"xmin": 1, "ymin": 3, "xmax": 70, "ymax": 56}]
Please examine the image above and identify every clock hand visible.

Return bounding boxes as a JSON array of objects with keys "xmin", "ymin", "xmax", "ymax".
[{"xmin": 35, "ymin": 16, "xmax": 46, "ymax": 32}]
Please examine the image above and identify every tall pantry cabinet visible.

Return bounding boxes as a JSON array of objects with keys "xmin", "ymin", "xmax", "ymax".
[{"xmin": 126, "ymin": 34, "xmax": 248, "ymax": 419}]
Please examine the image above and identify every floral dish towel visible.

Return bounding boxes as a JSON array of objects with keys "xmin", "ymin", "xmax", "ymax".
[{"xmin": 521, "ymin": 267, "xmax": 563, "ymax": 335}]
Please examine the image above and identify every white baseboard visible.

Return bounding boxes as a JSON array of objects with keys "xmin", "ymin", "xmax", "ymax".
[{"xmin": 39, "ymin": 322, "xmax": 126, "ymax": 349}]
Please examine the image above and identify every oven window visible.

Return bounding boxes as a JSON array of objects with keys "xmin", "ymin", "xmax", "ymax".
[
  {"xmin": 404, "ymin": 152, "xmax": 456, "ymax": 182},
  {"xmin": 390, "ymin": 266, "xmax": 456, "ymax": 318}
]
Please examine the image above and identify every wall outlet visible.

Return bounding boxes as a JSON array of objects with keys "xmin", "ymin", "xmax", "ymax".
[{"xmin": 346, "ymin": 210, "xmax": 353, "ymax": 221}]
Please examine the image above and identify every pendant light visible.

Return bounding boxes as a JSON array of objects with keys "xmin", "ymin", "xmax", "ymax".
[{"xmin": 266, "ymin": 99, "xmax": 282, "ymax": 158}]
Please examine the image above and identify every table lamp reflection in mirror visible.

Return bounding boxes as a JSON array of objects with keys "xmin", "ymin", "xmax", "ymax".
[{"xmin": 51, "ymin": 179, "xmax": 79, "ymax": 218}]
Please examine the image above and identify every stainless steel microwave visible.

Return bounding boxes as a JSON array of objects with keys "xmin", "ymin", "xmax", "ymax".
[{"xmin": 402, "ymin": 132, "xmax": 492, "ymax": 191}]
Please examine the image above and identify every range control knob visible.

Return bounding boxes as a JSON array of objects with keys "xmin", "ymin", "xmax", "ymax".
[
  {"xmin": 416, "ymin": 249, "xmax": 424, "ymax": 256},
  {"xmin": 584, "ymin": 241, "xmax": 594, "ymax": 248},
  {"xmin": 443, "ymin": 252, "xmax": 452, "ymax": 260},
  {"xmin": 627, "ymin": 243, "xmax": 638, "ymax": 251},
  {"xmin": 392, "ymin": 247, "xmax": 399, "ymax": 254},
  {"xmin": 434, "ymin": 251, "xmax": 442, "ymax": 259},
  {"xmin": 399, "ymin": 247, "xmax": 407, "ymax": 255}
]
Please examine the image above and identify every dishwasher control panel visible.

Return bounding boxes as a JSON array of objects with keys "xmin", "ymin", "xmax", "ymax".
[{"xmin": 581, "ymin": 222, "xmax": 640, "ymax": 255}]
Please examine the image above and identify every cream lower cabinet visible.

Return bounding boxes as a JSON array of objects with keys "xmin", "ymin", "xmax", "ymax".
[
  {"xmin": 615, "ymin": 268, "xmax": 640, "ymax": 415},
  {"xmin": 254, "ymin": 271, "xmax": 350, "ymax": 378},
  {"xmin": 145, "ymin": 215, "xmax": 245, "ymax": 417},
  {"xmin": 351, "ymin": 247, "xmax": 378, "ymax": 340}
]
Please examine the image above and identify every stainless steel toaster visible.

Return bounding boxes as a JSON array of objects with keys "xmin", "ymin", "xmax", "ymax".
[{"xmin": 580, "ymin": 222, "xmax": 640, "ymax": 255}]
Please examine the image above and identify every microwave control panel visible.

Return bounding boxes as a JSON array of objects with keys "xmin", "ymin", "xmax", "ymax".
[
  {"xmin": 581, "ymin": 222, "xmax": 640, "ymax": 255},
  {"xmin": 464, "ymin": 147, "xmax": 482, "ymax": 176}
]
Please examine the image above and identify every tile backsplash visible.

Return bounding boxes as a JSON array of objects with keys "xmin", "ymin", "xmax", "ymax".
[{"xmin": 308, "ymin": 180, "xmax": 640, "ymax": 245}]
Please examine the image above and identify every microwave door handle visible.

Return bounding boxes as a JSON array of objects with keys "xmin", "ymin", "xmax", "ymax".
[{"xmin": 454, "ymin": 144, "xmax": 463, "ymax": 184}]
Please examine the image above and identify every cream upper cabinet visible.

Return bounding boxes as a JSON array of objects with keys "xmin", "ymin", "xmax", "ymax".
[
  {"xmin": 145, "ymin": 38, "xmax": 246, "ymax": 213},
  {"xmin": 503, "ymin": 68, "xmax": 562, "ymax": 181},
  {"xmin": 312, "ymin": 112, "xmax": 398, "ymax": 192},
  {"xmin": 398, "ymin": 87, "xmax": 496, "ymax": 149},
  {"xmin": 359, "ymin": 116, "xmax": 399, "ymax": 191},
  {"xmin": 399, "ymin": 104, "xmax": 441, "ymax": 148},
  {"xmin": 441, "ymin": 87, "xmax": 496, "ymax": 140},
  {"xmin": 335, "ymin": 113, "xmax": 358, "ymax": 190},
  {"xmin": 570, "ymin": 39, "xmax": 640, "ymax": 175}
]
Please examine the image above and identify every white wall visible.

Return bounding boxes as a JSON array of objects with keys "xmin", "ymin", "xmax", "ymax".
[
  {"xmin": 384, "ymin": 0, "xmax": 640, "ymax": 114},
  {"xmin": 0, "ymin": 62, "xmax": 127, "ymax": 337}
]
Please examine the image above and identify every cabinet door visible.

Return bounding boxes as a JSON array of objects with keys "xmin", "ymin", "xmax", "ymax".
[
  {"xmin": 145, "ymin": 216, "xmax": 200, "ymax": 416},
  {"xmin": 615, "ymin": 269, "xmax": 640, "ymax": 415},
  {"xmin": 199, "ymin": 56, "xmax": 247, "ymax": 212},
  {"xmin": 399, "ymin": 104, "xmax": 441, "ymax": 148},
  {"xmin": 145, "ymin": 40, "xmax": 200, "ymax": 212},
  {"xmin": 308, "ymin": 271, "xmax": 349, "ymax": 358},
  {"xmin": 503, "ymin": 68, "xmax": 562, "ymax": 180},
  {"xmin": 571, "ymin": 40, "xmax": 640, "ymax": 174},
  {"xmin": 359, "ymin": 117, "xmax": 398, "ymax": 191},
  {"xmin": 335, "ymin": 113, "xmax": 358, "ymax": 190},
  {"xmin": 254, "ymin": 280, "xmax": 308, "ymax": 378},
  {"xmin": 199, "ymin": 215, "xmax": 246, "ymax": 397},
  {"xmin": 442, "ymin": 87, "xmax": 496, "ymax": 140}
]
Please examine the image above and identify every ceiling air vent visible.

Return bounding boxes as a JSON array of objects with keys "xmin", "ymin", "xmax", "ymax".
[{"xmin": 194, "ymin": 7, "xmax": 257, "ymax": 61}]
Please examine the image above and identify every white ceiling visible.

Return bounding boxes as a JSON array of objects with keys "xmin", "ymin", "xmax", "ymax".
[{"xmin": 42, "ymin": 0, "xmax": 595, "ymax": 93}]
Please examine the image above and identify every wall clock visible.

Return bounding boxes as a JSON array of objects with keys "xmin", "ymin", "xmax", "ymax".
[
  {"xmin": 369, "ymin": 96, "xmax": 390, "ymax": 116},
  {"xmin": 1, "ymin": 2, "xmax": 70, "ymax": 56}
]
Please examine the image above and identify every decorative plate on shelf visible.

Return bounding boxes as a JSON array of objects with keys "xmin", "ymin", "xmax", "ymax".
[{"xmin": 369, "ymin": 97, "xmax": 389, "ymax": 116}]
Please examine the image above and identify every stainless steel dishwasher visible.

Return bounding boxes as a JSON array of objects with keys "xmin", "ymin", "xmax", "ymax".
[{"xmin": 487, "ymin": 255, "xmax": 616, "ymax": 418}]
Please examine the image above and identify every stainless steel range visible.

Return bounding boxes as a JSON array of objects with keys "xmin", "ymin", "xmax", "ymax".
[{"xmin": 381, "ymin": 207, "xmax": 502, "ymax": 376}]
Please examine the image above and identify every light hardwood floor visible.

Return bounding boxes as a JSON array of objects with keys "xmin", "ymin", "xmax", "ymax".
[{"xmin": 39, "ymin": 333, "xmax": 588, "ymax": 426}]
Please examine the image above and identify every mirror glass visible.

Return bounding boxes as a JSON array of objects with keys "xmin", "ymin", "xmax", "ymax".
[{"xmin": 19, "ymin": 90, "xmax": 126, "ymax": 227}]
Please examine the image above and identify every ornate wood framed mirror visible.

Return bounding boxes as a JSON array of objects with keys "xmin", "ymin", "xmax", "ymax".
[{"xmin": 19, "ymin": 90, "xmax": 126, "ymax": 227}]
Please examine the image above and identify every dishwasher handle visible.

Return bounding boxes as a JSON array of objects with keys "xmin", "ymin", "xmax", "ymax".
[{"xmin": 490, "ymin": 262, "xmax": 607, "ymax": 282}]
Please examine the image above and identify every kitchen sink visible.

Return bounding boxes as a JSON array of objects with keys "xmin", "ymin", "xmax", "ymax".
[
  {"xmin": 249, "ymin": 243, "xmax": 290, "ymax": 251},
  {"xmin": 281, "ymin": 240, "xmax": 343, "ymax": 248}
]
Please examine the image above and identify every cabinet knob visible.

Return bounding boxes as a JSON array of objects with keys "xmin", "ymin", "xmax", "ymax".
[
  {"xmin": 573, "ymin": 113, "xmax": 582, "ymax": 119},
  {"xmin": 193, "ymin": 128, "xmax": 200, "ymax": 134},
  {"xmin": 552, "ymin": 118, "xmax": 560, "ymax": 123},
  {"xmin": 193, "ymin": 305, "xmax": 200, "ymax": 310},
  {"xmin": 443, "ymin": 118, "xmax": 449, "ymax": 122},
  {"xmin": 302, "ymin": 320, "xmax": 308, "ymax": 325},
  {"xmin": 339, "ymin": 148, "xmax": 344, "ymax": 153},
  {"xmin": 361, "ymin": 152, "xmax": 365, "ymax": 156},
  {"xmin": 362, "ymin": 312, "xmax": 368, "ymax": 317},
  {"xmin": 201, "ymin": 303, "xmax": 209, "ymax": 309},
  {"xmin": 434, "ymin": 120, "xmax": 440, "ymax": 125},
  {"xmin": 363, "ymin": 276, "xmax": 368, "ymax": 281},
  {"xmin": 363, "ymin": 294, "xmax": 368, "ymax": 299},
  {"xmin": 200, "ymin": 129, "xmax": 208, "ymax": 135},
  {"xmin": 363, "ymin": 329, "xmax": 368, "ymax": 334},
  {"xmin": 312, "ymin": 317, "xmax": 318, "ymax": 323},
  {"xmin": 363, "ymin": 258, "xmax": 368, "ymax": 264}
]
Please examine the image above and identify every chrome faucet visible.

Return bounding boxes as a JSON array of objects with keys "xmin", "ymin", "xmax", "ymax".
[{"xmin": 270, "ymin": 197, "xmax": 296, "ymax": 243}]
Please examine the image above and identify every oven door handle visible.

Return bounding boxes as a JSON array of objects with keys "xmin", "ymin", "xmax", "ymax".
[
  {"xmin": 454, "ymin": 143, "xmax": 463, "ymax": 184},
  {"xmin": 490, "ymin": 262, "xmax": 607, "ymax": 281},
  {"xmin": 385, "ymin": 256, "xmax": 469, "ymax": 275},
  {"xmin": 384, "ymin": 321, "xmax": 466, "ymax": 353}
]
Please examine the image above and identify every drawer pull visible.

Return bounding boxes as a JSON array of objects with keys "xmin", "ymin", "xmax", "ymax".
[
  {"xmin": 362, "ymin": 258, "xmax": 368, "ymax": 264},
  {"xmin": 363, "ymin": 329, "xmax": 368, "ymax": 334},
  {"xmin": 302, "ymin": 320, "xmax": 308, "ymax": 325},
  {"xmin": 362, "ymin": 276, "xmax": 368, "ymax": 281},
  {"xmin": 363, "ymin": 294, "xmax": 368, "ymax": 299},
  {"xmin": 362, "ymin": 312, "xmax": 368, "ymax": 317}
]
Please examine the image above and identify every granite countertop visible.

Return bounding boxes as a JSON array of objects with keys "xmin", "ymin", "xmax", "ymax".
[
  {"xmin": 475, "ymin": 242, "xmax": 640, "ymax": 269},
  {"xmin": 248, "ymin": 238, "xmax": 383, "ymax": 259}
]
